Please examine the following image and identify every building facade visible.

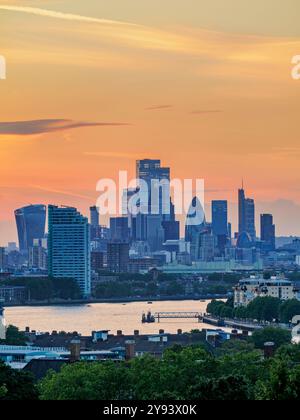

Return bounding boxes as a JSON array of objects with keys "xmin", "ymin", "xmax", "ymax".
[
  {"xmin": 107, "ymin": 242, "xmax": 129, "ymax": 273},
  {"xmin": 14, "ymin": 205, "xmax": 46, "ymax": 253},
  {"xmin": 234, "ymin": 276, "xmax": 298, "ymax": 307},
  {"xmin": 48, "ymin": 205, "xmax": 91, "ymax": 297},
  {"xmin": 261, "ymin": 214, "xmax": 276, "ymax": 251}
]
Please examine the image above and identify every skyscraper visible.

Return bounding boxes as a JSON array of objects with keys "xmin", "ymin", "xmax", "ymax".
[
  {"xmin": 185, "ymin": 196, "xmax": 206, "ymax": 261},
  {"xmin": 238, "ymin": 185, "xmax": 256, "ymax": 241},
  {"xmin": 110, "ymin": 217, "xmax": 130, "ymax": 242},
  {"xmin": 48, "ymin": 205, "xmax": 91, "ymax": 297},
  {"xmin": 90, "ymin": 206, "xmax": 99, "ymax": 228},
  {"xmin": 107, "ymin": 242, "xmax": 129, "ymax": 273},
  {"xmin": 212, "ymin": 200, "xmax": 228, "ymax": 254},
  {"xmin": 0, "ymin": 247, "xmax": 6, "ymax": 270},
  {"xmin": 15, "ymin": 205, "xmax": 46, "ymax": 253},
  {"xmin": 261, "ymin": 214, "xmax": 276, "ymax": 251},
  {"xmin": 212, "ymin": 200, "xmax": 228, "ymax": 236},
  {"xmin": 136, "ymin": 159, "xmax": 170, "ymax": 216}
]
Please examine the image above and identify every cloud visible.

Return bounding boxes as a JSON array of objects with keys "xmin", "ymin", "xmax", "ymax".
[
  {"xmin": 29, "ymin": 184, "xmax": 94, "ymax": 200},
  {"xmin": 145, "ymin": 105, "xmax": 173, "ymax": 111},
  {"xmin": 190, "ymin": 110, "xmax": 222, "ymax": 115},
  {"xmin": 0, "ymin": 5, "xmax": 139, "ymax": 27},
  {"xmin": 84, "ymin": 151, "xmax": 140, "ymax": 159},
  {"xmin": 0, "ymin": 119, "xmax": 129, "ymax": 136}
]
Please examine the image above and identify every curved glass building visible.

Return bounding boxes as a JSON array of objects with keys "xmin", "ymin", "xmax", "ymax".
[{"xmin": 14, "ymin": 205, "xmax": 46, "ymax": 253}]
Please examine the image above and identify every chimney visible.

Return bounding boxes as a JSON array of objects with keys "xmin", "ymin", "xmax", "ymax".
[
  {"xmin": 69, "ymin": 339, "xmax": 81, "ymax": 362},
  {"xmin": 264, "ymin": 342, "xmax": 275, "ymax": 359},
  {"xmin": 159, "ymin": 329, "xmax": 165, "ymax": 335},
  {"xmin": 125, "ymin": 340, "xmax": 135, "ymax": 361},
  {"xmin": 177, "ymin": 329, "xmax": 182, "ymax": 335},
  {"xmin": 117, "ymin": 330, "xmax": 123, "ymax": 336},
  {"xmin": 134, "ymin": 330, "xmax": 139, "ymax": 336}
]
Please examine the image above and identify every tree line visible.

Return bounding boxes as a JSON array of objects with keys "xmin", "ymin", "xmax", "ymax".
[
  {"xmin": 1, "ymin": 328, "xmax": 300, "ymax": 400},
  {"xmin": 3, "ymin": 277, "xmax": 81, "ymax": 301},
  {"xmin": 207, "ymin": 296, "xmax": 300, "ymax": 323}
]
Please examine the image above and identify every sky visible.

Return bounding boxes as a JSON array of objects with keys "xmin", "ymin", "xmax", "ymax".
[{"xmin": 0, "ymin": 0, "xmax": 300, "ymax": 244}]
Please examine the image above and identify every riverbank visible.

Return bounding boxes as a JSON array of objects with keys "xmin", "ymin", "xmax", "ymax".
[
  {"xmin": 4, "ymin": 300, "xmax": 214, "ymax": 335},
  {"xmin": 2, "ymin": 293, "xmax": 228, "ymax": 308}
]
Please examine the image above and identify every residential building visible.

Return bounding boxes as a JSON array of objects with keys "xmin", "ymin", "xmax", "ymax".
[
  {"xmin": 234, "ymin": 276, "xmax": 298, "ymax": 307},
  {"xmin": 48, "ymin": 205, "xmax": 91, "ymax": 297}
]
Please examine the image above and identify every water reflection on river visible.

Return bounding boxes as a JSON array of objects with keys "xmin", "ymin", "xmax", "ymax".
[{"xmin": 5, "ymin": 300, "xmax": 213, "ymax": 336}]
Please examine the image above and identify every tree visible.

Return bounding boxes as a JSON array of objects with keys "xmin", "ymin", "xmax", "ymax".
[
  {"xmin": 279, "ymin": 299, "xmax": 300, "ymax": 323},
  {"xmin": 255, "ymin": 359, "xmax": 300, "ymax": 400},
  {"xmin": 188, "ymin": 375, "xmax": 250, "ymax": 400},
  {"xmin": 0, "ymin": 362, "xmax": 38, "ymax": 400},
  {"xmin": 39, "ymin": 362, "xmax": 131, "ymax": 400},
  {"xmin": 251, "ymin": 327, "xmax": 291, "ymax": 350},
  {"xmin": 0, "ymin": 325, "xmax": 27, "ymax": 346},
  {"xmin": 246, "ymin": 297, "xmax": 281, "ymax": 322}
]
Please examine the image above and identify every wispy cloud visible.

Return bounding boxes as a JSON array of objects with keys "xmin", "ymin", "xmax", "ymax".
[
  {"xmin": 0, "ymin": 119, "xmax": 130, "ymax": 136},
  {"xmin": 0, "ymin": 5, "xmax": 140, "ymax": 27},
  {"xmin": 29, "ymin": 184, "xmax": 93, "ymax": 200},
  {"xmin": 145, "ymin": 105, "xmax": 173, "ymax": 111},
  {"xmin": 84, "ymin": 151, "xmax": 140, "ymax": 159},
  {"xmin": 190, "ymin": 110, "xmax": 222, "ymax": 115}
]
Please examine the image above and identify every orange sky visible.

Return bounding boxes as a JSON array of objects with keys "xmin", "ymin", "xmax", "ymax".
[{"xmin": 1, "ymin": 0, "xmax": 300, "ymax": 244}]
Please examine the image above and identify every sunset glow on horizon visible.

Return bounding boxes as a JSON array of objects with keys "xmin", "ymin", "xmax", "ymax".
[{"xmin": 1, "ymin": 0, "xmax": 300, "ymax": 244}]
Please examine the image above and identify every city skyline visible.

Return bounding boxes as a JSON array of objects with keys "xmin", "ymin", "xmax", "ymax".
[
  {"xmin": 1, "ymin": 1, "xmax": 300, "ymax": 244},
  {"xmin": 1, "ymin": 168, "xmax": 299, "ymax": 246}
]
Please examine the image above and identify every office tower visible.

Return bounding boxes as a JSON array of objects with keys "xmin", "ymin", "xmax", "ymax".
[
  {"xmin": 90, "ymin": 206, "xmax": 100, "ymax": 242},
  {"xmin": 162, "ymin": 220, "xmax": 180, "ymax": 242},
  {"xmin": 132, "ymin": 213, "xmax": 147, "ymax": 241},
  {"xmin": 107, "ymin": 242, "xmax": 129, "ymax": 273},
  {"xmin": 212, "ymin": 200, "xmax": 228, "ymax": 253},
  {"xmin": 146, "ymin": 214, "xmax": 165, "ymax": 252},
  {"xmin": 136, "ymin": 159, "xmax": 170, "ymax": 215},
  {"xmin": 48, "ymin": 205, "xmax": 91, "ymax": 297},
  {"xmin": 90, "ymin": 206, "xmax": 99, "ymax": 228},
  {"xmin": 0, "ymin": 247, "xmax": 6, "ymax": 270},
  {"xmin": 185, "ymin": 196, "xmax": 206, "ymax": 261},
  {"xmin": 91, "ymin": 251, "xmax": 104, "ymax": 271},
  {"xmin": 28, "ymin": 244, "xmax": 47, "ymax": 271},
  {"xmin": 198, "ymin": 232, "xmax": 217, "ymax": 262},
  {"xmin": 228, "ymin": 223, "xmax": 232, "ymax": 240},
  {"xmin": 110, "ymin": 217, "xmax": 129, "ymax": 242},
  {"xmin": 261, "ymin": 214, "xmax": 276, "ymax": 251},
  {"xmin": 14, "ymin": 205, "xmax": 46, "ymax": 253},
  {"xmin": 238, "ymin": 185, "xmax": 256, "ymax": 241},
  {"xmin": 212, "ymin": 201, "xmax": 228, "ymax": 236}
]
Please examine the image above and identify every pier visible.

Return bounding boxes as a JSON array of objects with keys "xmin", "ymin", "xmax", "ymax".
[{"xmin": 154, "ymin": 312, "xmax": 203, "ymax": 323}]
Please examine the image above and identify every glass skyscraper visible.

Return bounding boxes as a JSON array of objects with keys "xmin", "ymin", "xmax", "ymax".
[
  {"xmin": 14, "ymin": 204, "xmax": 46, "ymax": 253},
  {"xmin": 238, "ymin": 186, "xmax": 256, "ymax": 241},
  {"xmin": 212, "ymin": 200, "xmax": 228, "ymax": 236},
  {"xmin": 212, "ymin": 200, "xmax": 228, "ymax": 254},
  {"xmin": 48, "ymin": 205, "xmax": 91, "ymax": 297},
  {"xmin": 261, "ymin": 214, "xmax": 276, "ymax": 251}
]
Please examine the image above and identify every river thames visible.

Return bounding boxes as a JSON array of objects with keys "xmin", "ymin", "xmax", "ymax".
[{"xmin": 4, "ymin": 300, "xmax": 213, "ymax": 336}]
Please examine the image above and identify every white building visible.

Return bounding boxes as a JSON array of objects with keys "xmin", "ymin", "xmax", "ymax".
[{"xmin": 234, "ymin": 276, "xmax": 298, "ymax": 307}]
